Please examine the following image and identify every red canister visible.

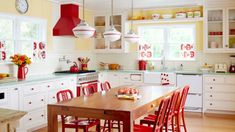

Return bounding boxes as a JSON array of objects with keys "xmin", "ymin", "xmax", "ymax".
[{"xmin": 139, "ymin": 60, "xmax": 147, "ymax": 70}]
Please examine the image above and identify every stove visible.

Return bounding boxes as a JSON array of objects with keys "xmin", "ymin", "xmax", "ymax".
[{"xmin": 55, "ymin": 70, "xmax": 99, "ymax": 97}]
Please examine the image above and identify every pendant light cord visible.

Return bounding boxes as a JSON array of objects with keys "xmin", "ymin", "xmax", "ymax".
[
  {"xmin": 131, "ymin": 0, "xmax": 134, "ymax": 31},
  {"xmin": 83, "ymin": 0, "xmax": 85, "ymax": 20},
  {"xmin": 111, "ymin": 0, "xmax": 114, "ymax": 27}
]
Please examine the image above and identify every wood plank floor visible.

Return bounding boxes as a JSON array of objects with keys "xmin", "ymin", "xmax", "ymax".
[{"xmin": 34, "ymin": 112, "xmax": 235, "ymax": 132}]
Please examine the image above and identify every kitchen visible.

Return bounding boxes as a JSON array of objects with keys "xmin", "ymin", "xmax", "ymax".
[{"xmin": 0, "ymin": 0, "xmax": 235, "ymax": 132}]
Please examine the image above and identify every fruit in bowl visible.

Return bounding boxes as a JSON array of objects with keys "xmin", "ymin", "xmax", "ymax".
[{"xmin": 118, "ymin": 87, "xmax": 139, "ymax": 95}]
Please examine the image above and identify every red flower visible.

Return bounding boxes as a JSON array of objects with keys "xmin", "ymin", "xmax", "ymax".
[{"xmin": 19, "ymin": 56, "xmax": 25, "ymax": 61}]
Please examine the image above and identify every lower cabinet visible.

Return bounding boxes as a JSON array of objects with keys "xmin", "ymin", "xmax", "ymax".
[
  {"xmin": 203, "ymin": 75, "xmax": 235, "ymax": 112},
  {"xmin": 16, "ymin": 76, "xmax": 77, "ymax": 131}
]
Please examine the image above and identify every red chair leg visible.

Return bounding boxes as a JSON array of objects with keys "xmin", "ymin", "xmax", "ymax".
[
  {"xmin": 171, "ymin": 117, "xmax": 175, "ymax": 132},
  {"xmin": 96, "ymin": 123, "xmax": 101, "ymax": 132},
  {"xmin": 103, "ymin": 120, "xmax": 107, "ymax": 132},
  {"xmin": 181, "ymin": 110, "xmax": 187, "ymax": 132},
  {"xmin": 176, "ymin": 114, "xmax": 181, "ymax": 132},
  {"xmin": 108, "ymin": 120, "xmax": 112, "ymax": 132},
  {"xmin": 62, "ymin": 126, "xmax": 65, "ymax": 132},
  {"xmin": 118, "ymin": 121, "xmax": 121, "ymax": 132},
  {"xmin": 75, "ymin": 128, "xmax": 78, "ymax": 132}
]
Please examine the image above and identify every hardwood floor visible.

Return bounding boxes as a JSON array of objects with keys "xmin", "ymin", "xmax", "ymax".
[{"xmin": 34, "ymin": 112, "xmax": 235, "ymax": 132}]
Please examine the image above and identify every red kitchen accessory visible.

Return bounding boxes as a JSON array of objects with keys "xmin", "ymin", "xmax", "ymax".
[
  {"xmin": 18, "ymin": 65, "xmax": 28, "ymax": 80},
  {"xmin": 70, "ymin": 62, "xmax": 79, "ymax": 73},
  {"xmin": 139, "ymin": 60, "xmax": 147, "ymax": 70}
]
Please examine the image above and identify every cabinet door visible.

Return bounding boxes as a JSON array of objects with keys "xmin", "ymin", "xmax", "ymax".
[
  {"xmin": 9, "ymin": 87, "xmax": 19, "ymax": 110},
  {"xmin": 205, "ymin": 8, "xmax": 226, "ymax": 51},
  {"xmin": 227, "ymin": 8, "xmax": 235, "ymax": 49},
  {"xmin": 107, "ymin": 73, "xmax": 120, "ymax": 88}
]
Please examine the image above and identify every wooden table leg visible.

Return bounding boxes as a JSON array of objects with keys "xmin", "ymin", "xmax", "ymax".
[
  {"xmin": 123, "ymin": 112, "xmax": 133, "ymax": 132},
  {"xmin": 47, "ymin": 105, "xmax": 58, "ymax": 132}
]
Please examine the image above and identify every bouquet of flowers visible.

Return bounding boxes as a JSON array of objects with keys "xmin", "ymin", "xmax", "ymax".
[{"xmin": 10, "ymin": 54, "xmax": 31, "ymax": 66}]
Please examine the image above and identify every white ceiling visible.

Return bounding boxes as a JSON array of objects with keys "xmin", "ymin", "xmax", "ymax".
[{"xmin": 57, "ymin": 0, "xmax": 204, "ymax": 11}]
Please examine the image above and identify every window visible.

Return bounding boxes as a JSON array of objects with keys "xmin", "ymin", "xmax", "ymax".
[
  {"xmin": 0, "ymin": 13, "xmax": 46, "ymax": 63},
  {"xmin": 138, "ymin": 24, "xmax": 196, "ymax": 61}
]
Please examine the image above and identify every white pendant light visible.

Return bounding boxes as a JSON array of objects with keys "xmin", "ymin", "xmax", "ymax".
[
  {"xmin": 103, "ymin": 0, "xmax": 121, "ymax": 42},
  {"xmin": 73, "ymin": 0, "xmax": 95, "ymax": 38},
  {"xmin": 124, "ymin": 0, "xmax": 139, "ymax": 43}
]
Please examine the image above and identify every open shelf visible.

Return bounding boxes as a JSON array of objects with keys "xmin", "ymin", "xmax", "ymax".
[{"xmin": 127, "ymin": 17, "xmax": 203, "ymax": 24}]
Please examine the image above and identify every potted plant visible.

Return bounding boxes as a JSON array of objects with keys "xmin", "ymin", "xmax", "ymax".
[{"xmin": 10, "ymin": 54, "xmax": 31, "ymax": 79}]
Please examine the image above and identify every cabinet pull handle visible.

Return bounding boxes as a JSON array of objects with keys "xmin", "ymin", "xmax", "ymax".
[
  {"xmin": 29, "ymin": 102, "xmax": 32, "ymax": 104},
  {"xmin": 151, "ymin": 104, "xmax": 155, "ymax": 108},
  {"xmin": 213, "ymin": 79, "xmax": 215, "ymax": 81},
  {"xmin": 61, "ymin": 83, "xmax": 64, "ymax": 85},
  {"xmin": 210, "ymin": 87, "xmax": 213, "ymax": 89},
  {"xmin": 210, "ymin": 95, "xmax": 213, "ymax": 97},
  {"xmin": 52, "ymin": 96, "xmax": 55, "ymax": 99},
  {"xmin": 41, "ymin": 99, "xmax": 44, "ymax": 101},
  {"xmin": 29, "ymin": 118, "xmax": 32, "ymax": 121},
  {"xmin": 31, "ymin": 88, "xmax": 34, "ymax": 90},
  {"xmin": 48, "ymin": 85, "xmax": 50, "ymax": 88},
  {"xmin": 14, "ymin": 88, "xmax": 18, "ymax": 90},
  {"xmin": 41, "ymin": 114, "xmax": 44, "ymax": 117},
  {"xmin": 225, "ymin": 45, "xmax": 228, "ymax": 48},
  {"xmin": 210, "ymin": 103, "xmax": 212, "ymax": 106}
]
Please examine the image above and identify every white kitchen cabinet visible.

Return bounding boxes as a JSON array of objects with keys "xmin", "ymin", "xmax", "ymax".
[
  {"xmin": 16, "ymin": 76, "xmax": 77, "ymax": 131},
  {"xmin": 107, "ymin": 72, "xmax": 120, "ymax": 88},
  {"xmin": 204, "ymin": 7, "xmax": 235, "ymax": 53},
  {"xmin": 0, "ymin": 86, "xmax": 19, "ymax": 110},
  {"xmin": 119, "ymin": 73, "xmax": 144, "ymax": 86},
  {"xmin": 203, "ymin": 75, "xmax": 235, "ymax": 112},
  {"xmin": 93, "ymin": 13, "xmax": 129, "ymax": 53}
]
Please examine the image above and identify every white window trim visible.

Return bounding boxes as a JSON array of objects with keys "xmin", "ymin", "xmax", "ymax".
[
  {"xmin": 0, "ymin": 13, "xmax": 47, "ymax": 63},
  {"xmin": 138, "ymin": 23, "xmax": 196, "ymax": 61}
]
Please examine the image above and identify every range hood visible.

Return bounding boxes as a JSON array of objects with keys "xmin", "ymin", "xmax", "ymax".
[{"xmin": 53, "ymin": 4, "xmax": 81, "ymax": 36}]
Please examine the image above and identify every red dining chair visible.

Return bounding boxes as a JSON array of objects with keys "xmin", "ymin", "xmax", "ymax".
[
  {"xmin": 134, "ymin": 96, "xmax": 171, "ymax": 132},
  {"xmin": 82, "ymin": 84, "xmax": 96, "ymax": 96},
  {"xmin": 100, "ymin": 81, "xmax": 111, "ymax": 91},
  {"xmin": 140, "ymin": 89, "xmax": 181, "ymax": 132},
  {"xmin": 174, "ymin": 85, "xmax": 190, "ymax": 132},
  {"xmin": 100, "ymin": 81, "xmax": 122, "ymax": 132},
  {"xmin": 56, "ymin": 89, "xmax": 101, "ymax": 132}
]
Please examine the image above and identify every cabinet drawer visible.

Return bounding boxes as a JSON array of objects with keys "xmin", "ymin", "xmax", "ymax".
[
  {"xmin": 225, "ymin": 76, "xmax": 235, "ymax": 84},
  {"xmin": 204, "ymin": 85, "xmax": 235, "ymax": 92},
  {"xmin": 23, "ymin": 94, "xmax": 46, "ymax": 111},
  {"xmin": 21, "ymin": 108, "xmax": 46, "ymax": 128},
  {"xmin": 48, "ymin": 90, "xmax": 58, "ymax": 104},
  {"xmin": 205, "ymin": 93, "xmax": 235, "ymax": 101},
  {"xmin": 205, "ymin": 101, "xmax": 235, "ymax": 111},
  {"xmin": 23, "ymin": 84, "xmax": 46, "ymax": 95},
  {"xmin": 204, "ymin": 76, "xmax": 224, "ymax": 84}
]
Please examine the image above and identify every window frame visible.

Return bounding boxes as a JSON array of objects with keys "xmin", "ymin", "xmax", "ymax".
[
  {"xmin": 0, "ymin": 13, "xmax": 47, "ymax": 63},
  {"xmin": 138, "ymin": 23, "xmax": 196, "ymax": 61}
]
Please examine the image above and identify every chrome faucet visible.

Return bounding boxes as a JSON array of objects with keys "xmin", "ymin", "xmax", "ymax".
[
  {"xmin": 59, "ymin": 55, "xmax": 72, "ymax": 64},
  {"xmin": 161, "ymin": 56, "xmax": 167, "ymax": 71}
]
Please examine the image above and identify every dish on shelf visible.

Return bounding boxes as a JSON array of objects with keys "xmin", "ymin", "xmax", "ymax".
[
  {"xmin": 176, "ymin": 12, "xmax": 186, "ymax": 18},
  {"xmin": 162, "ymin": 14, "xmax": 173, "ymax": 19},
  {"xmin": 152, "ymin": 14, "xmax": 160, "ymax": 20}
]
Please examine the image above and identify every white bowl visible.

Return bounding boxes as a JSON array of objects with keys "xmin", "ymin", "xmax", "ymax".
[
  {"xmin": 162, "ymin": 14, "xmax": 173, "ymax": 19},
  {"xmin": 152, "ymin": 14, "xmax": 160, "ymax": 20}
]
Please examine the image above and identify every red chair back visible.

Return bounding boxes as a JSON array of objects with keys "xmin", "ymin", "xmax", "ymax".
[
  {"xmin": 82, "ymin": 85, "xmax": 96, "ymax": 96},
  {"xmin": 100, "ymin": 81, "xmax": 111, "ymax": 91},
  {"xmin": 56, "ymin": 89, "xmax": 74, "ymax": 102},
  {"xmin": 177, "ymin": 86, "xmax": 190, "ymax": 111},
  {"xmin": 153, "ymin": 96, "xmax": 171, "ymax": 131},
  {"xmin": 166, "ymin": 90, "xmax": 181, "ymax": 121}
]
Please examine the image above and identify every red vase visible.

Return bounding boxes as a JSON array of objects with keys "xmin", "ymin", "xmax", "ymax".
[{"xmin": 18, "ymin": 65, "xmax": 28, "ymax": 79}]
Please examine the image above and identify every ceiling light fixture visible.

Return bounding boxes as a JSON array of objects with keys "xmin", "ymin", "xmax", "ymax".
[
  {"xmin": 103, "ymin": 0, "xmax": 121, "ymax": 42},
  {"xmin": 73, "ymin": 0, "xmax": 95, "ymax": 38},
  {"xmin": 124, "ymin": 0, "xmax": 139, "ymax": 43}
]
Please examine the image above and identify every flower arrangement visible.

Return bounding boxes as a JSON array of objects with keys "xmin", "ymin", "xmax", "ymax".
[{"xmin": 10, "ymin": 54, "xmax": 31, "ymax": 66}]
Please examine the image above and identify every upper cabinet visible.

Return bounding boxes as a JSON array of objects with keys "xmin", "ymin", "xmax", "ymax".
[
  {"xmin": 204, "ymin": 7, "xmax": 235, "ymax": 53},
  {"xmin": 93, "ymin": 13, "xmax": 129, "ymax": 53}
]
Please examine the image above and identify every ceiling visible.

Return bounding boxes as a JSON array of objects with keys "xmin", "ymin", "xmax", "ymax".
[{"xmin": 57, "ymin": 0, "xmax": 204, "ymax": 11}]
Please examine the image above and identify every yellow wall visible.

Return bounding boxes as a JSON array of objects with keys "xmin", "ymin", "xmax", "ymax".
[{"xmin": 0, "ymin": 0, "xmax": 53, "ymax": 50}]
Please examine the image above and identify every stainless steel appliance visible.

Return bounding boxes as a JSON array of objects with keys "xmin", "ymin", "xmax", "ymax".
[
  {"xmin": 176, "ymin": 74, "xmax": 203, "ymax": 112},
  {"xmin": 55, "ymin": 70, "xmax": 98, "ymax": 97}
]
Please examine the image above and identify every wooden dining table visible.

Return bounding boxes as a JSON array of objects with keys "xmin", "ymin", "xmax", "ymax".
[{"xmin": 47, "ymin": 85, "xmax": 179, "ymax": 132}]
